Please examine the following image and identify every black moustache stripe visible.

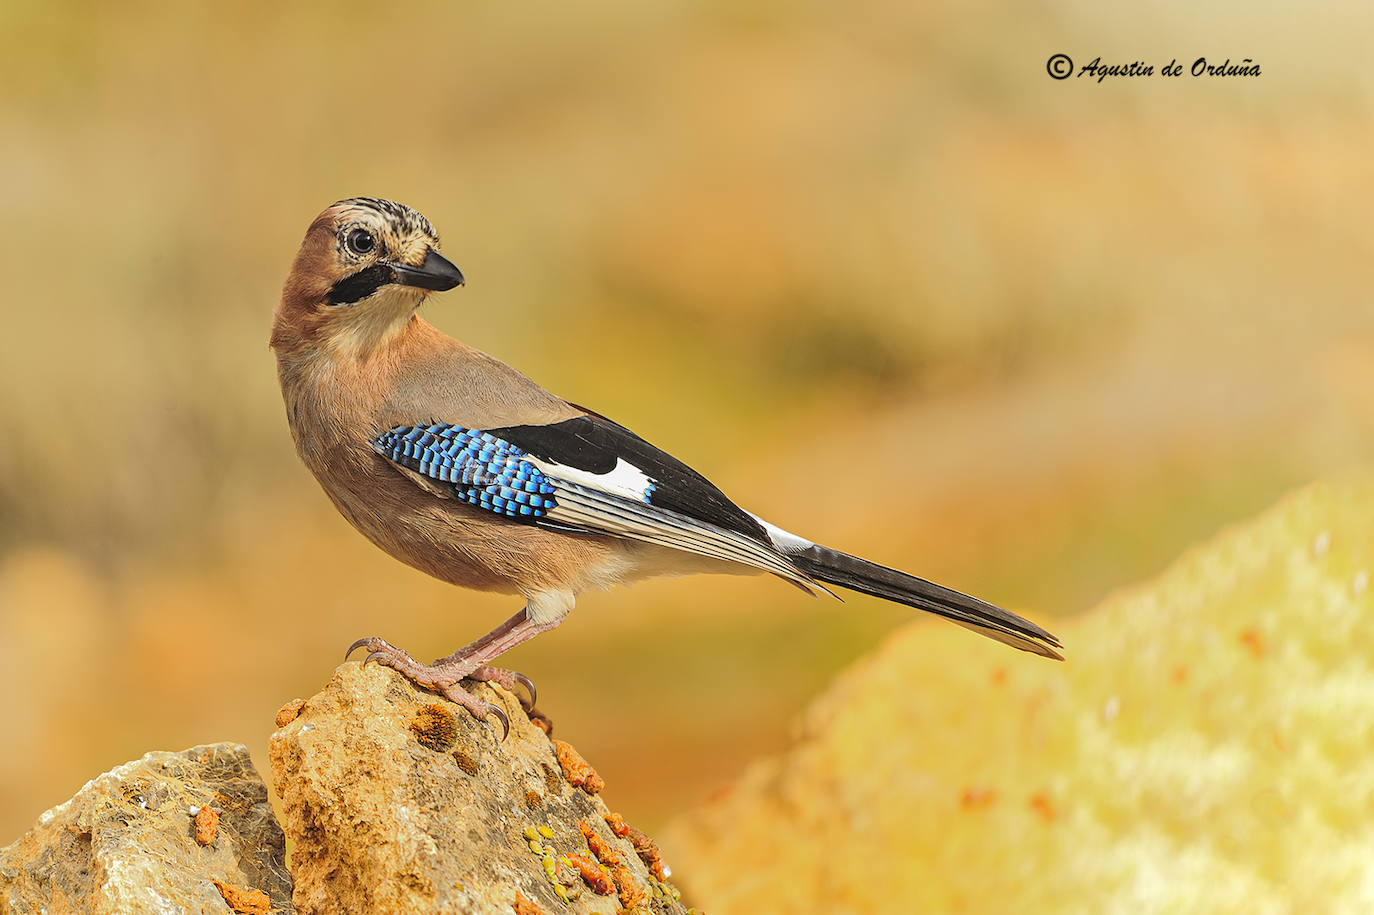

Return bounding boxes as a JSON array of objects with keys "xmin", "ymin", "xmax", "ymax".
[{"xmin": 327, "ymin": 264, "xmax": 397, "ymax": 306}]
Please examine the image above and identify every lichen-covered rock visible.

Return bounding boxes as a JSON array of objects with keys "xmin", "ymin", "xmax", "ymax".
[
  {"xmin": 270, "ymin": 662, "xmax": 689, "ymax": 915},
  {"xmin": 665, "ymin": 478, "xmax": 1374, "ymax": 913},
  {"xmin": 0, "ymin": 743, "xmax": 291, "ymax": 914}
]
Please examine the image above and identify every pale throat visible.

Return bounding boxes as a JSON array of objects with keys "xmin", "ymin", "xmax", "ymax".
[{"xmin": 324, "ymin": 286, "xmax": 425, "ymax": 360}]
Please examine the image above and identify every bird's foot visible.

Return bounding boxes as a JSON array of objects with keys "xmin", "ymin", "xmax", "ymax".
[
  {"xmin": 465, "ymin": 665, "xmax": 538, "ymax": 711},
  {"xmin": 344, "ymin": 637, "xmax": 513, "ymax": 740}
]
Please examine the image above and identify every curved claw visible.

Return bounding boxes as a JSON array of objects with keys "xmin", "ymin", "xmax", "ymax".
[
  {"xmin": 512, "ymin": 672, "xmax": 538, "ymax": 711},
  {"xmin": 363, "ymin": 651, "xmax": 390, "ymax": 667},
  {"xmin": 344, "ymin": 637, "xmax": 374, "ymax": 661},
  {"xmin": 484, "ymin": 702, "xmax": 510, "ymax": 741}
]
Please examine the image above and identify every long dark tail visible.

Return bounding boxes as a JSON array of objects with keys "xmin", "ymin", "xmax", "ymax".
[{"xmin": 788, "ymin": 543, "xmax": 1063, "ymax": 660}]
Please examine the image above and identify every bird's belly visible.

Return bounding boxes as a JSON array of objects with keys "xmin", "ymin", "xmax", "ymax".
[{"xmin": 318, "ymin": 461, "xmax": 624, "ymax": 597}]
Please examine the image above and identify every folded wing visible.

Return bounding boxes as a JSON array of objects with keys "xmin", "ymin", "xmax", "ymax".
[{"xmin": 372, "ymin": 419, "xmax": 819, "ymax": 590}]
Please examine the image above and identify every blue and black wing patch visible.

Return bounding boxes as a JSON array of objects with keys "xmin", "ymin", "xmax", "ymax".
[{"xmin": 373, "ymin": 423, "xmax": 558, "ymax": 520}]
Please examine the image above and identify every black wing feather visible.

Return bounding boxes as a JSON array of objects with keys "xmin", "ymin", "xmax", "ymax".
[{"xmin": 486, "ymin": 413, "xmax": 772, "ymax": 547}]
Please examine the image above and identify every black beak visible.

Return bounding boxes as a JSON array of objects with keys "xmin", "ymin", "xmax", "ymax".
[{"xmin": 391, "ymin": 249, "xmax": 465, "ymax": 292}]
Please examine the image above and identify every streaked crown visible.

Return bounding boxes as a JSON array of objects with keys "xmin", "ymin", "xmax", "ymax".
[{"xmin": 335, "ymin": 197, "xmax": 438, "ymax": 242}]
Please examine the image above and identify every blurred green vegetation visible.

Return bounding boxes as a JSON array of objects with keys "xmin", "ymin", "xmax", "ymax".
[{"xmin": 1, "ymin": 0, "xmax": 1371, "ymax": 847}]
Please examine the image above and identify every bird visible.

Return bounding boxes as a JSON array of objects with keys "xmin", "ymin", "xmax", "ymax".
[{"xmin": 270, "ymin": 197, "xmax": 1062, "ymax": 737}]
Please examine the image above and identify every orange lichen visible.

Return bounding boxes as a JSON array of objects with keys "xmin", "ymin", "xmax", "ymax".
[
  {"xmin": 564, "ymin": 852, "xmax": 615, "ymax": 895},
  {"xmin": 524, "ymin": 790, "xmax": 543, "ymax": 810},
  {"xmin": 211, "ymin": 879, "xmax": 271, "ymax": 914},
  {"xmin": 960, "ymin": 787, "xmax": 997, "ymax": 810},
  {"xmin": 411, "ymin": 704, "xmax": 459, "ymax": 752},
  {"xmin": 1029, "ymin": 792, "xmax": 1057, "ymax": 822},
  {"xmin": 529, "ymin": 708, "xmax": 554, "ymax": 736},
  {"xmin": 553, "ymin": 739, "xmax": 605, "ymax": 795},
  {"xmin": 453, "ymin": 750, "xmax": 479, "ymax": 776},
  {"xmin": 193, "ymin": 804, "xmax": 219, "ymax": 845},
  {"xmin": 514, "ymin": 890, "xmax": 547, "ymax": 915},
  {"xmin": 626, "ymin": 825, "xmax": 667, "ymax": 881},
  {"xmin": 1240, "ymin": 628, "xmax": 1265, "ymax": 658},
  {"xmin": 274, "ymin": 697, "xmax": 306, "ymax": 728},
  {"xmin": 610, "ymin": 864, "xmax": 646, "ymax": 908},
  {"xmin": 603, "ymin": 811, "xmax": 630, "ymax": 838},
  {"xmin": 579, "ymin": 820, "xmax": 621, "ymax": 866}
]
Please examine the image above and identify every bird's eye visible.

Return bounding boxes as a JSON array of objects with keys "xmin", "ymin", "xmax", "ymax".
[{"xmin": 346, "ymin": 228, "xmax": 376, "ymax": 255}]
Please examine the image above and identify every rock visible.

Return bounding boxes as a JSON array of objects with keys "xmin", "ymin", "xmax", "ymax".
[
  {"xmin": 0, "ymin": 743, "xmax": 291, "ymax": 914},
  {"xmin": 664, "ymin": 478, "xmax": 1374, "ymax": 912},
  {"xmin": 270, "ymin": 662, "xmax": 690, "ymax": 915}
]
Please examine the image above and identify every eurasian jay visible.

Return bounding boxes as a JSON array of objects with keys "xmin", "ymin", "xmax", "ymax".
[{"xmin": 271, "ymin": 197, "xmax": 1061, "ymax": 736}]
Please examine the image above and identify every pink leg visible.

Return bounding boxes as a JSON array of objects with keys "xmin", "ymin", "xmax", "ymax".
[{"xmin": 345, "ymin": 606, "xmax": 560, "ymax": 739}]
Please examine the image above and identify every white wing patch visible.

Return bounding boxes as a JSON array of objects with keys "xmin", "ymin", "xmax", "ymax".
[
  {"xmin": 747, "ymin": 513, "xmax": 816, "ymax": 554},
  {"xmin": 528, "ymin": 456, "xmax": 655, "ymax": 503}
]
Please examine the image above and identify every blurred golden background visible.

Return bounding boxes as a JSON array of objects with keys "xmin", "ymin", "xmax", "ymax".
[{"xmin": 1, "ymin": 0, "xmax": 1371, "ymax": 861}]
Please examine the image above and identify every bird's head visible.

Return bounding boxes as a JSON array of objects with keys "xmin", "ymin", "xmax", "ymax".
[{"xmin": 271, "ymin": 197, "xmax": 464, "ymax": 358}]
